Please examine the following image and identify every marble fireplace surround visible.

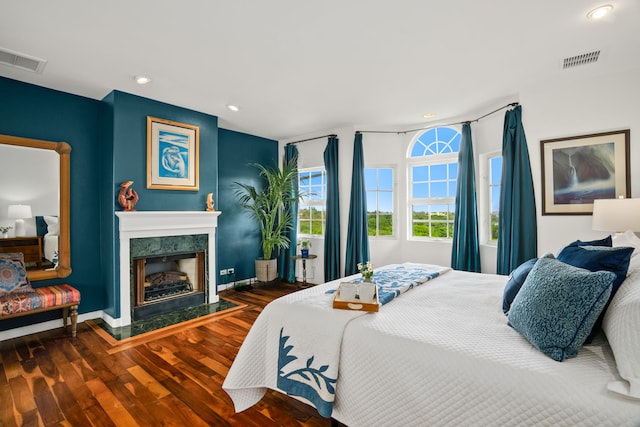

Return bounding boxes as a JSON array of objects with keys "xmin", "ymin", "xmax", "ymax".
[{"xmin": 113, "ymin": 211, "xmax": 221, "ymax": 327}]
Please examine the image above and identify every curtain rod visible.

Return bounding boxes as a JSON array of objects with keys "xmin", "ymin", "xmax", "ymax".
[
  {"xmin": 356, "ymin": 102, "xmax": 519, "ymax": 135},
  {"xmin": 286, "ymin": 134, "xmax": 337, "ymax": 146}
]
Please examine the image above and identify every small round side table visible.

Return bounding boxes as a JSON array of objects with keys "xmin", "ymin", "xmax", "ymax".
[{"xmin": 291, "ymin": 254, "xmax": 318, "ymax": 287}]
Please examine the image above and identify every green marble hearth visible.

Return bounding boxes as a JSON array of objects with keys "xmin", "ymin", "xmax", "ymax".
[{"xmin": 92, "ymin": 299, "xmax": 237, "ymax": 340}]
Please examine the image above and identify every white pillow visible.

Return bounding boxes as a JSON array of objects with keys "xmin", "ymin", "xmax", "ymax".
[
  {"xmin": 603, "ymin": 255, "xmax": 640, "ymax": 399},
  {"xmin": 612, "ymin": 230, "xmax": 640, "ymax": 258},
  {"xmin": 44, "ymin": 215, "xmax": 59, "ymax": 236}
]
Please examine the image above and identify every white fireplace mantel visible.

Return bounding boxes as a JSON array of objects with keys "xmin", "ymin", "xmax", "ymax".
[{"xmin": 112, "ymin": 211, "xmax": 221, "ymax": 327}]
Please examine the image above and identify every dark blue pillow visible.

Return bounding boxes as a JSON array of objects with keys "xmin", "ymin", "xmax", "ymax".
[
  {"xmin": 557, "ymin": 245, "xmax": 633, "ymax": 289},
  {"xmin": 565, "ymin": 235, "xmax": 612, "ymax": 248},
  {"xmin": 502, "ymin": 258, "xmax": 538, "ymax": 314},
  {"xmin": 557, "ymin": 245, "xmax": 634, "ymax": 342},
  {"xmin": 35, "ymin": 216, "xmax": 48, "ymax": 237},
  {"xmin": 508, "ymin": 256, "xmax": 614, "ymax": 361}
]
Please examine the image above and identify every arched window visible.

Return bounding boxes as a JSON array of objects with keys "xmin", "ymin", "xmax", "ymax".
[{"xmin": 408, "ymin": 126, "xmax": 461, "ymax": 239}]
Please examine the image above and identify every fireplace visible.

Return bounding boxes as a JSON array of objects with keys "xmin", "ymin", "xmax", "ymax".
[
  {"xmin": 133, "ymin": 250, "xmax": 206, "ymax": 320},
  {"xmin": 113, "ymin": 211, "xmax": 220, "ymax": 328}
]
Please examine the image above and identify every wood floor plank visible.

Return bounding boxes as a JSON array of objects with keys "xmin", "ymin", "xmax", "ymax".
[
  {"xmin": 1, "ymin": 282, "xmax": 334, "ymax": 426},
  {"xmin": 0, "ymin": 378, "xmax": 19, "ymax": 427},
  {"xmin": 31, "ymin": 375, "xmax": 65, "ymax": 425},
  {"xmin": 84, "ymin": 377, "xmax": 140, "ymax": 427},
  {"xmin": 8, "ymin": 375, "xmax": 42, "ymax": 426},
  {"xmin": 51, "ymin": 380, "xmax": 95, "ymax": 426},
  {"xmin": 126, "ymin": 365, "xmax": 170, "ymax": 400}
]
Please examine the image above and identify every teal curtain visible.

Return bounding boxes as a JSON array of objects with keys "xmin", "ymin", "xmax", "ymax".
[
  {"xmin": 451, "ymin": 123, "xmax": 481, "ymax": 272},
  {"xmin": 278, "ymin": 145, "xmax": 299, "ymax": 282},
  {"xmin": 497, "ymin": 105, "xmax": 537, "ymax": 275},
  {"xmin": 324, "ymin": 136, "xmax": 341, "ymax": 281},
  {"xmin": 345, "ymin": 132, "xmax": 370, "ymax": 275}
]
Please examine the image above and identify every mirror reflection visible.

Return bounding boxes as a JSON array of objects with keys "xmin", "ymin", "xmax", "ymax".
[{"xmin": 0, "ymin": 134, "xmax": 71, "ymax": 280}]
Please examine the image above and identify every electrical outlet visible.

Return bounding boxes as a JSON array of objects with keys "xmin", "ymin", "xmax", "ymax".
[
  {"xmin": 220, "ymin": 269, "xmax": 228, "ymax": 276},
  {"xmin": 228, "ymin": 268, "xmax": 235, "ymax": 275}
]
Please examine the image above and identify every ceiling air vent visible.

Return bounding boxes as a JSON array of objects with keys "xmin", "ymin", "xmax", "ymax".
[
  {"xmin": 562, "ymin": 50, "xmax": 600, "ymax": 69},
  {"xmin": 0, "ymin": 47, "xmax": 47, "ymax": 73}
]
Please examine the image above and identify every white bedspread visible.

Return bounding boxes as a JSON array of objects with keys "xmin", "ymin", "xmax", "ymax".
[
  {"xmin": 224, "ymin": 264, "xmax": 640, "ymax": 426},
  {"xmin": 43, "ymin": 234, "xmax": 58, "ymax": 263},
  {"xmin": 223, "ymin": 263, "xmax": 450, "ymax": 417}
]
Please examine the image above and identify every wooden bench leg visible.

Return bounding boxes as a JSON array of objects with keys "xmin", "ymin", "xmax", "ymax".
[
  {"xmin": 70, "ymin": 305, "xmax": 78, "ymax": 337},
  {"xmin": 62, "ymin": 305, "xmax": 79, "ymax": 337},
  {"xmin": 63, "ymin": 307, "xmax": 69, "ymax": 331}
]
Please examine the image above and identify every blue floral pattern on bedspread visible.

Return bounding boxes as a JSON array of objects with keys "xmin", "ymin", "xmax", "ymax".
[
  {"xmin": 325, "ymin": 264, "xmax": 446, "ymax": 305},
  {"xmin": 277, "ymin": 328, "xmax": 337, "ymax": 417},
  {"xmin": 353, "ymin": 264, "xmax": 445, "ymax": 305}
]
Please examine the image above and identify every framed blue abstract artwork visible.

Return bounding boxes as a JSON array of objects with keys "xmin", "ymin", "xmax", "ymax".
[
  {"xmin": 541, "ymin": 129, "xmax": 630, "ymax": 215},
  {"xmin": 147, "ymin": 116, "xmax": 200, "ymax": 190}
]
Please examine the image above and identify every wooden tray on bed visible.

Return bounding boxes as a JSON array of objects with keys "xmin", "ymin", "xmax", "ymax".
[{"xmin": 333, "ymin": 282, "xmax": 380, "ymax": 312}]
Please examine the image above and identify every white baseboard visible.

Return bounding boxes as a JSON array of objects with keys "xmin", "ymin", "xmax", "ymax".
[
  {"xmin": 1, "ymin": 310, "xmax": 104, "ymax": 341},
  {"xmin": 218, "ymin": 277, "xmax": 257, "ymax": 292}
]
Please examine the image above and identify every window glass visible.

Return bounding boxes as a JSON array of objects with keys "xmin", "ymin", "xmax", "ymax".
[
  {"xmin": 364, "ymin": 167, "xmax": 394, "ymax": 237},
  {"xmin": 408, "ymin": 126, "xmax": 461, "ymax": 239},
  {"xmin": 489, "ymin": 156, "xmax": 502, "ymax": 242},
  {"xmin": 298, "ymin": 168, "xmax": 326, "ymax": 237}
]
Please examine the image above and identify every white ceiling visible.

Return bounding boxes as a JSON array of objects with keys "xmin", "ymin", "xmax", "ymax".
[{"xmin": 1, "ymin": 1, "xmax": 639, "ymax": 141}]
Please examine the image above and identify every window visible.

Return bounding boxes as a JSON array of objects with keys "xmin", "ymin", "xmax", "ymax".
[
  {"xmin": 489, "ymin": 155, "xmax": 502, "ymax": 242},
  {"xmin": 365, "ymin": 167, "xmax": 394, "ymax": 237},
  {"xmin": 408, "ymin": 127, "xmax": 461, "ymax": 239},
  {"xmin": 298, "ymin": 168, "xmax": 326, "ymax": 236}
]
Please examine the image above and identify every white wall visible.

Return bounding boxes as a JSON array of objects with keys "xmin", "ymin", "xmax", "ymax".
[
  {"xmin": 522, "ymin": 67, "xmax": 640, "ymax": 255},
  {"xmin": 281, "ymin": 65, "xmax": 640, "ymax": 280}
]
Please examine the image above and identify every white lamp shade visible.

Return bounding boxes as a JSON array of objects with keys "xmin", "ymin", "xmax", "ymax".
[
  {"xmin": 592, "ymin": 198, "xmax": 640, "ymax": 232},
  {"xmin": 7, "ymin": 204, "xmax": 32, "ymax": 219}
]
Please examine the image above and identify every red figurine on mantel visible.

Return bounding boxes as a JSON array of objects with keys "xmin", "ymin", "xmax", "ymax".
[{"xmin": 118, "ymin": 181, "xmax": 139, "ymax": 211}]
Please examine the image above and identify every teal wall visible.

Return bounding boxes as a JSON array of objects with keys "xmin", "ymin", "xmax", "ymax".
[
  {"xmin": 0, "ymin": 76, "xmax": 272, "ymax": 330},
  {"xmin": 218, "ymin": 129, "xmax": 278, "ymax": 282},
  {"xmin": 0, "ymin": 77, "xmax": 103, "ymax": 329},
  {"xmin": 101, "ymin": 90, "xmax": 219, "ymax": 318}
]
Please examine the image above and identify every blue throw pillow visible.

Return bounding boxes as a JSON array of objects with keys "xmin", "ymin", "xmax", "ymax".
[
  {"xmin": 564, "ymin": 235, "xmax": 612, "ymax": 248},
  {"xmin": 557, "ymin": 245, "xmax": 634, "ymax": 342},
  {"xmin": 35, "ymin": 215, "xmax": 48, "ymax": 237},
  {"xmin": 0, "ymin": 256, "xmax": 32, "ymax": 296},
  {"xmin": 502, "ymin": 258, "xmax": 538, "ymax": 314},
  {"xmin": 557, "ymin": 245, "xmax": 633, "ymax": 288},
  {"xmin": 508, "ymin": 256, "xmax": 614, "ymax": 361}
]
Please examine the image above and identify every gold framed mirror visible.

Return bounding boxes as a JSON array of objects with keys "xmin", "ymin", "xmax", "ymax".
[{"xmin": 0, "ymin": 134, "xmax": 71, "ymax": 280}]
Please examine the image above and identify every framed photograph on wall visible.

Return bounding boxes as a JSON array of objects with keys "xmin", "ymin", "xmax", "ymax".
[
  {"xmin": 540, "ymin": 129, "xmax": 630, "ymax": 215},
  {"xmin": 147, "ymin": 116, "xmax": 200, "ymax": 190}
]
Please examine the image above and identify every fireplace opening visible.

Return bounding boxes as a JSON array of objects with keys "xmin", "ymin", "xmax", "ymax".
[{"xmin": 133, "ymin": 251, "xmax": 206, "ymax": 321}]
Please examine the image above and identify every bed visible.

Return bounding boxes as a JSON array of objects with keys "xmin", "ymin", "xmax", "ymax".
[
  {"xmin": 224, "ymin": 247, "xmax": 640, "ymax": 426},
  {"xmin": 36, "ymin": 215, "xmax": 58, "ymax": 264}
]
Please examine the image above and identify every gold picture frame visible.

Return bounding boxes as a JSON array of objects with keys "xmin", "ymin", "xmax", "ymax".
[
  {"xmin": 540, "ymin": 129, "xmax": 630, "ymax": 215},
  {"xmin": 147, "ymin": 116, "xmax": 200, "ymax": 190}
]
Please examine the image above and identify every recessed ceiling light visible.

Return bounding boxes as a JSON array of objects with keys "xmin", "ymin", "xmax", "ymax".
[
  {"xmin": 134, "ymin": 75, "xmax": 151, "ymax": 85},
  {"xmin": 586, "ymin": 5, "xmax": 613, "ymax": 20},
  {"xmin": 423, "ymin": 113, "xmax": 436, "ymax": 119},
  {"xmin": 227, "ymin": 104, "xmax": 240, "ymax": 112}
]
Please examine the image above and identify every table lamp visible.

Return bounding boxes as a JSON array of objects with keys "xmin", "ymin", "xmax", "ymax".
[
  {"xmin": 592, "ymin": 197, "xmax": 640, "ymax": 233},
  {"xmin": 8, "ymin": 204, "xmax": 32, "ymax": 237}
]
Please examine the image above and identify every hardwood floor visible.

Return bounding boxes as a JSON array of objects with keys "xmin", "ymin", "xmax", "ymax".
[{"xmin": 0, "ymin": 282, "xmax": 334, "ymax": 426}]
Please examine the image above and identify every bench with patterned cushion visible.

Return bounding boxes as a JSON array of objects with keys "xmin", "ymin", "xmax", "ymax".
[
  {"xmin": 1, "ymin": 284, "xmax": 81, "ymax": 336},
  {"xmin": 0, "ymin": 253, "xmax": 80, "ymax": 337}
]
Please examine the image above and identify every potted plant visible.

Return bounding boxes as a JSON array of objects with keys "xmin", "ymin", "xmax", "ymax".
[
  {"xmin": 234, "ymin": 159, "xmax": 301, "ymax": 282},
  {"xmin": 298, "ymin": 239, "xmax": 311, "ymax": 258},
  {"xmin": 0, "ymin": 225, "xmax": 12, "ymax": 238}
]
